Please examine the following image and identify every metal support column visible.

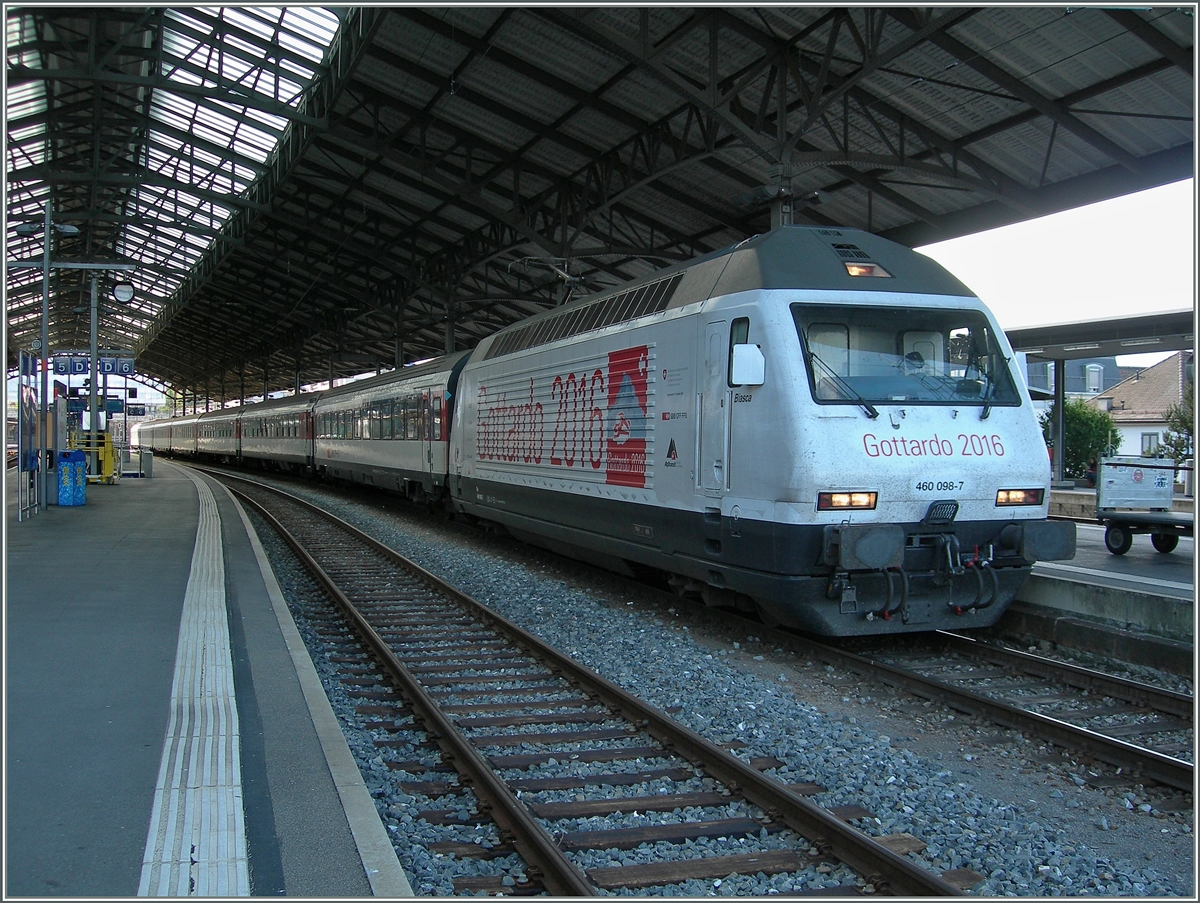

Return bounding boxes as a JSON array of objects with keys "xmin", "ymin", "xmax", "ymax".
[
  {"xmin": 395, "ymin": 302, "xmax": 404, "ymax": 370},
  {"xmin": 38, "ymin": 204, "xmax": 52, "ymax": 509},
  {"xmin": 88, "ymin": 276, "xmax": 99, "ymax": 477},
  {"xmin": 1053, "ymin": 358, "xmax": 1066, "ymax": 485},
  {"xmin": 444, "ymin": 289, "xmax": 456, "ymax": 355}
]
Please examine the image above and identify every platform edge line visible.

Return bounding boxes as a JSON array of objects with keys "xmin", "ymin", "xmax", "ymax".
[{"xmin": 222, "ymin": 482, "xmax": 415, "ymax": 898}]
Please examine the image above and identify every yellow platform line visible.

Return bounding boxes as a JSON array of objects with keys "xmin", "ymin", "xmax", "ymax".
[{"xmin": 138, "ymin": 471, "xmax": 249, "ymax": 896}]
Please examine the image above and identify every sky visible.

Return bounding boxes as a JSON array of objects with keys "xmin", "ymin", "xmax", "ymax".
[{"xmin": 917, "ymin": 177, "xmax": 1195, "ymax": 367}]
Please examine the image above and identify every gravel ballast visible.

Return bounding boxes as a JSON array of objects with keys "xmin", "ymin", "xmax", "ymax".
[{"xmin": 244, "ymin": 476, "xmax": 1194, "ymax": 896}]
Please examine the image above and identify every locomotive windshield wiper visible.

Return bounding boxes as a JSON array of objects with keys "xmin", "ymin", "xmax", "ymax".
[
  {"xmin": 979, "ymin": 353, "xmax": 1011, "ymax": 420},
  {"xmin": 980, "ymin": 379, "xmax": 995, "ymax": 420},
  {"xmin": 807, "ymin": 350, "xmax": 879, "ymax": 419}
]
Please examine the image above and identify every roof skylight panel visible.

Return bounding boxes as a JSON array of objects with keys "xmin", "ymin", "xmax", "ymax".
[
  {"xmin": 8, "ymin": 310, "xmax": 41, "ymax": 329},
  {"xmin": 5, "ymin": 80, "xmax": 46, "ymax": 118},
  {"xmin": 279, "ymin": 7, "xmax": 340, "ymax": 49}
]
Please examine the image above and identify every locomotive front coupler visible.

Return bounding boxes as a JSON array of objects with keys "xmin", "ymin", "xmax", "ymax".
[{"xmin": 931, "ymin": 533, "xmax": 965, "ymax": 585}]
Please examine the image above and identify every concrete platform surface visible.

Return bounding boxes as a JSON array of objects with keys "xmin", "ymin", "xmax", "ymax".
[{"xmin": 5, "ymin": 461, "xmax": 410, "ymax": 897}]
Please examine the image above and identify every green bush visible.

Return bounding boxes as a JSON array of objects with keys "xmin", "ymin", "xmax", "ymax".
[
  {"xmin": 1039, "ymin": 397, "xmax": 1120, "ymax": 479},
  {"xmin": 1161, "ymin": 382, "xmax": 1193, "ymax": 465}
]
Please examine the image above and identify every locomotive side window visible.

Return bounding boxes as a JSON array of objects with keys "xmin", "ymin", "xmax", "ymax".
[
  {"xmin": 793, "ymin": 304, "xmax": 1020, "ymax": 408},
  {"xmin": 727, "ymin": 318, "xmax": 749, "ymax": 387}
]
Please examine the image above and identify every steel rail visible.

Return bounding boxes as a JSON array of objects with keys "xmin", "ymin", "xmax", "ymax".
[
  {"xmin": 227, "ymin": 481, "xmax": 597, "ymax": 896},
  {"xmin": 936, "ymin": 631, "xmax": 1194, "ymax": 720},
  {"xmin": 781, "ymin": 632, "xmax": 1193, "ymax": 792},
  {"xmin": 220, "ymin": 472, "xmax": 964, "ymax": 897}
]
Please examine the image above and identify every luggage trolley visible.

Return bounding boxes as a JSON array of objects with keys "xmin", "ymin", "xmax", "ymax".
[{"xmin": 1095, "ymin": 456, "xmax": 1193, "ymax": 555}]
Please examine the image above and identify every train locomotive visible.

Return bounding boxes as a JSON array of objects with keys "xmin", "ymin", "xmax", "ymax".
[{"xmin": 135, "ymin": 225, "xmax": 1075, "ymax": 636}]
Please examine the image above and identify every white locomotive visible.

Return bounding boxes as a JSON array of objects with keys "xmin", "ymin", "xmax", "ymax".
[{"xmin": 135, "ymin": 226, "xmax": 1075, "ymax": 636}]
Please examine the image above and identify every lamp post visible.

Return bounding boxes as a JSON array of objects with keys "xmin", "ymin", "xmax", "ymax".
[
  {"xmin": 15, "ymin": 206, "xmax": 79, "ymax": 509},
  {"xmin": 83, "ymin": 278, "xmax": 136, "ymax": 478}
]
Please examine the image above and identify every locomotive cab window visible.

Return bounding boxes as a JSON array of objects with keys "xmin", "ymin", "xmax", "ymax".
[
  {"xmin": 727, "ymin": 318, "xmax": 749, "ymax": 387},
  {"xmin": 792, "ymin": 303, "xmax": 1020, "ymax": 408}
]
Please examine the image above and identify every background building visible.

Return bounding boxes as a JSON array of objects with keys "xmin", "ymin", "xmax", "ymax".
[{"xmin": 1088, "ymin": 351, "xmax": 1194, "ymax": 458}]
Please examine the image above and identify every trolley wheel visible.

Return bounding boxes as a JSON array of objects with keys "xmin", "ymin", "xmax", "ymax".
[
  {"xmin": 1151, "ymin": 532, "xmax": 1179, "ymax": 554},
  {"xmin": 1104, "ymin": 523, "xmax": 1133, "ymax": 555}
]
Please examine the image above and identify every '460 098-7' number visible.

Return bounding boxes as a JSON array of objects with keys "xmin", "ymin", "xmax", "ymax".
[{"xmin": 915, "ymin": 480, "xmax": 964, "ymax": 492}]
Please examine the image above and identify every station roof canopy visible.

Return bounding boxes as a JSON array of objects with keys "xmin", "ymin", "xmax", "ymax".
[
  {"xmin": 1006, "ymin": 309, "xmax": 1196, "ymax": 362},
  {"xmin": 5, "ymin": 6, "xmax": 1194, "ymax": 399}
]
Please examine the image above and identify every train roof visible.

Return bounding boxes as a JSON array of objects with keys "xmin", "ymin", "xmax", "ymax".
[
  {"xmin": 479, "ymin": 226, "xmax": 975, "ymax": 361},
  {"xmin": 692, "ymin": 225, "xmax": 974, "ymax": 299},
  {"xmin": 315, "ymin": 351, "xmax": 470, "ymax": 406}
]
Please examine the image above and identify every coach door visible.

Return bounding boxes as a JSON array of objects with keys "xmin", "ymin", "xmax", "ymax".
[
  {"xmin": 422, "ymin": 389, "xmax": 433, "ymax": 475},
  {"xmin": 699, "ymin": 321, "xmax": 729, "ymax": 496}
]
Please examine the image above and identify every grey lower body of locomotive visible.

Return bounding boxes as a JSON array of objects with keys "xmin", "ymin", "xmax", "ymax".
[{"xmin": 454, "ymin": 478, "xmax": 1074, "ymax": 637}]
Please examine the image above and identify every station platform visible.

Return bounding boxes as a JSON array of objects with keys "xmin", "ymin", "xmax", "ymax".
[
  {"xmin": 5, "ymin": 460, "xmax": 412, "ymax": 897},
  {"xmin": 998, "ymin": 487, "xmax": 1196, "ymax": 674}
]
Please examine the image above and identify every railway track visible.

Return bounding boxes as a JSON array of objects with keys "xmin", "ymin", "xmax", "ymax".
[
  {"xmin": 214, "ymin": 470, "xmax": 970, "ymax": 896},
  {"xmin": 764, "ymin": 629, "xmax": 1193, "ymax": 793}
]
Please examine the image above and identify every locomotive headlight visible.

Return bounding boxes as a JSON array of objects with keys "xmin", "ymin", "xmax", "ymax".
[
  {"xmin": 995, "ymin": 488, "xmax": 1045, "ymax": 506},
  {"xmin": 818, "ymin": 491, "xmax": 877, "ymax": 511},
  {"xmin": 844, "ymin": 262, "xmax": 892, "ymax": 278}
]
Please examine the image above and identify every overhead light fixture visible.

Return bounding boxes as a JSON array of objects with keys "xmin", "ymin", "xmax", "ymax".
[
  {"xmin": 1119, "ymin": 337, "xmax": 1162, "ymax": 347},
  {"xmin": 1062, "ymin": 343, "xmax": 1100, "ymax": 352},
  {"xmin": 14, "ymin": 221, "xmax": 79, "ymax": 237}
]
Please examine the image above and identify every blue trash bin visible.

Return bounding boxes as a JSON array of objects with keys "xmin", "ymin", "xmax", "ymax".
[
  {"xmin": 57, "ymin": 452, "xmax": 73, "ymax": 506},
  {"xmin": 57, "ymin": 451, "xmax": 87, "ymax": 506}
]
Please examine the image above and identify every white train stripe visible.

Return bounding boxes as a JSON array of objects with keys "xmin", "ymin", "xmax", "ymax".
[{"xmin": 138, "ymin": 471, "xmax": 249, "ymax": 896}]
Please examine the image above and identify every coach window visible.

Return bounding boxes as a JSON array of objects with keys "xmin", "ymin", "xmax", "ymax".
[
  {"xmin": 432, "ymin": 395, "xmax": 443, "ymax": 440},
  {"xmin": 406, "ymin": 395, "xmax": 419, "ymax": 440},
  {"xmin": 727, "ymin": 317, "xmax": 750, "ymax": 387}
]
